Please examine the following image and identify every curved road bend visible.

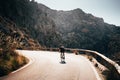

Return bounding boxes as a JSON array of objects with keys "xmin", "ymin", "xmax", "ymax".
[{"xmin": 0, "ymin": 50, "xmax": 101, "ymax": 80}]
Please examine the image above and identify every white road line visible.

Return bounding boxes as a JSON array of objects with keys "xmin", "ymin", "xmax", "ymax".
[
  {"xmin": 11, "ymin": 52, "xmax": 35, "ymax": 74},
  {"xmin": 87, "ymin": 58, "xmax": 102, "ymax": 80}
]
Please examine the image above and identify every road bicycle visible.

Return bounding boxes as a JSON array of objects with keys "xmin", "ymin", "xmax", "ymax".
[{"xmin": 60, "ymin": 52, "xmax": 66, "ymax": 63}]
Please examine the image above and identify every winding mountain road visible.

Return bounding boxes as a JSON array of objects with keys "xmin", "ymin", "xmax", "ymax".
[{"xmin": 0, "ymin": 50, "xmax": 101, "ymax": 80}]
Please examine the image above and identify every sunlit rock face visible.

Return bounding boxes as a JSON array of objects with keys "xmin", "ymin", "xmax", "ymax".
[{"xmin": 38, "ymin": 3, "xmax": 120, "ymax": 57}]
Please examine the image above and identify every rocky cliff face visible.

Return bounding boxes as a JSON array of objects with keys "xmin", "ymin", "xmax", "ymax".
[
  {"xmin": 0, "ymin": 0, "xmax": 120, "ymax": 63},
  {"xmin": 0, "ymin": 0, "xmax": 61, "ymax": 48},
  {"xmin": 0, "ymin": 16, "xmax": 41, "ymax": 50},
  {"xmin": 38, "ymin": 4, "xmax": 120, "ymax": 57}
]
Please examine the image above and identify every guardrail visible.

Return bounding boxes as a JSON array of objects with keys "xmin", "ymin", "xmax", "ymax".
[
  {"xmin": 42, "ymin": 48, "xmax": 120, "ymax": 80},
  {"xmin": 78, "ymin": 49, "xmax": 120, "ymax": 80}
]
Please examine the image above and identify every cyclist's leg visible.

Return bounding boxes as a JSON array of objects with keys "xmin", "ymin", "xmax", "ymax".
[
  {"xmin": 63, "ymin": 52, "xmax": 65, "ymax": 58},
  {"xmin": 60, "ymin": 53, "xmax": 62, "ymax": 61},
  {"xmin": 62, "ymin": 52, "xmax": 65, "ymax": 61},
  {"xmin": 62, "ymin": 52, "xmax": 64, "ymax": 61},
  {"xmin": 61, "ymin": 52, "xmax": 64, "ymax": 62}
]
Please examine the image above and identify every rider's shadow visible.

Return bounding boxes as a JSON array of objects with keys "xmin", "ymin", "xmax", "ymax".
[{"xmin": 60, "ymin": 61, "xmax": 66, "ymax": 64}]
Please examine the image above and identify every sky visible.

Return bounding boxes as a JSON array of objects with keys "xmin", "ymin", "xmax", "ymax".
[{"xmin": 35, "ymin": 0, "xmax": 120, "ymax": 26}]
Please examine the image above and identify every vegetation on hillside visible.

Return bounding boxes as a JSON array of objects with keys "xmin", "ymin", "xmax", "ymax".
[
  {"xmin": 0, "ymin": 15, "xmax": 41, "ymax": 76},
  {"xmin": 0, "ymin": 31, "xmax": 27, "ymax": 76},
  {"xmin": 0, "ymin": 0, "xmax": 120, "ymax": 77},
  {"xmin": 37, "ymin": 4, "xmax": 120, "ymax": 64}
]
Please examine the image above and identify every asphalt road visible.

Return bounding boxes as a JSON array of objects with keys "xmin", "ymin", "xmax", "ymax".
[{"xmin": 0, "ymin": 50, "xmax": 101, "ymax": 80}]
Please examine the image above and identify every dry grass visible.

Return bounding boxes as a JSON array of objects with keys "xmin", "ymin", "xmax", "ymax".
[{"xmin": 0, "ymin": 51, "xmax": 27, "ymax": 76}]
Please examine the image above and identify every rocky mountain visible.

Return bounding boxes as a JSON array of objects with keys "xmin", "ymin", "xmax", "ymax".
[
  {"xmin": 0, "ymin": 0, "xmax": 120, "ymax": 64},
  {"xmin": 0, "ymin": 0, "xmax": 61, "ymax": 48},
  {"xmin": 0, "ymin": 16, "xmax": 41, "ymax": 50},
  {"xmin": 38, "ymin": 3, "xmax": 120, "ymax": 60}
]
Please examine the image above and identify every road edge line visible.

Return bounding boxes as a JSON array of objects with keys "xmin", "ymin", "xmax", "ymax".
[
  {"xmin": 88, "ymin": 59, "xmax": 102, "ymax": 80},
  {"xmin": 11, "ymin": 51, "xmax": 34, "ymax": 74}
]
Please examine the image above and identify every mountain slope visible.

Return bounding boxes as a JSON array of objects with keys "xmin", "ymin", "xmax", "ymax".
[
  {"xmin": 38, "ymin": 4, "xmax": 120, "ymax": 58},
  {"xmin": 0, "ymin": 0, "xmax": 120, "ymax": 64},
  {"xmin": 0, "ymin": 0, "xmax": 61, "ymax": 48}
]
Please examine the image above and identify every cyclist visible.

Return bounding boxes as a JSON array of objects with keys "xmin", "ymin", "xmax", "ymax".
[{"xmin": 59, "ymin": 46, "xmax": 65, "ymax": 63}]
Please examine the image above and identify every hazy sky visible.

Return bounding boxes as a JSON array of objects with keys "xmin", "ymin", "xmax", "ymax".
[{"xmin": 35, "ymin": 0, "xmax": 120, "ymax": 26}]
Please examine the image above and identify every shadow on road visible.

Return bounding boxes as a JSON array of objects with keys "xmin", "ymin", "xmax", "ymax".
[{"xmin": 60, "ymin": 61, "xmax": 66, "ymax": 64}]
